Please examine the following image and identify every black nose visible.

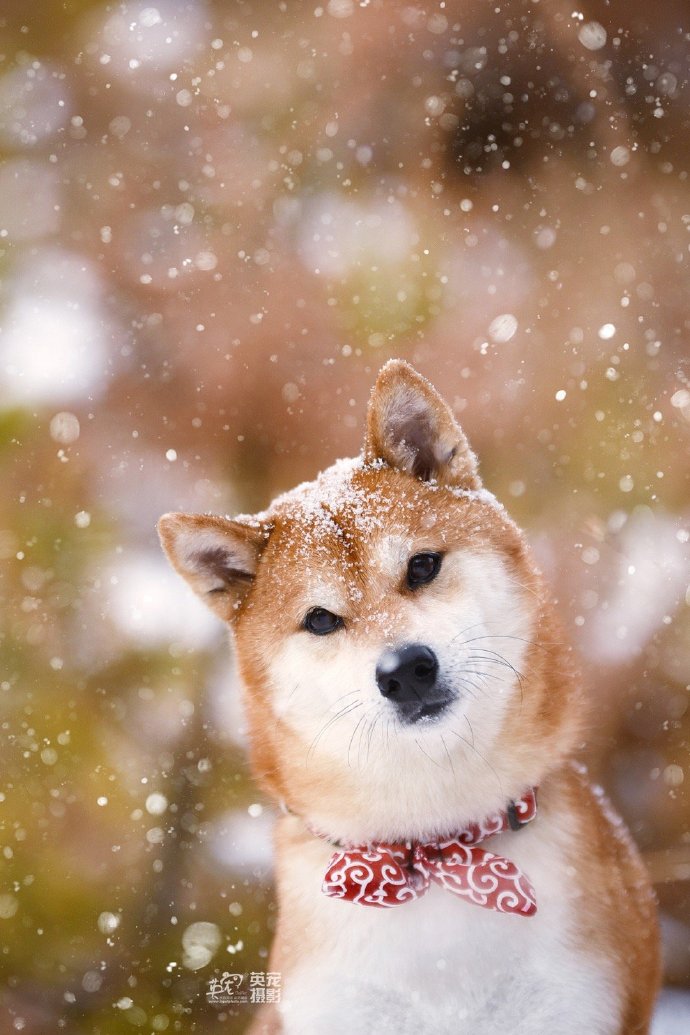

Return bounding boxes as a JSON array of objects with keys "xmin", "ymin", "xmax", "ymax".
[{"xmin": 376, "ymin": 644, "xmax": 439, "ymax": 704}]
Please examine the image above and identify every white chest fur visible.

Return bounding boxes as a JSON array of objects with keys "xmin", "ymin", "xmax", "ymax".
[{"xmin": 276, "ymin": 815, "xmax": 622, "ymax": 1035}]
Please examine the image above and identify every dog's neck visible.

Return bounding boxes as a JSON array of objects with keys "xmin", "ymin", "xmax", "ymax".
[{"xmin": 279, "ymin": 788, "xmax": 538, "ymax": 850}]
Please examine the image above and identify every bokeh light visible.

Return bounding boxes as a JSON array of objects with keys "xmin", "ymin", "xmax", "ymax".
[{"xmin": 1, "ymin": 1, "xmax": 689, "ymax": 1031}]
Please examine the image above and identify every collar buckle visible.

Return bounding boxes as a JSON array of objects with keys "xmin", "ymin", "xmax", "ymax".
[{"xmin": 506, "ymin": 800, "xmax": 526, "ymax": 831}]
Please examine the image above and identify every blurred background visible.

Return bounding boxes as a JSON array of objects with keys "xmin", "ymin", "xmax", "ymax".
[{"xmin": 0, "ymin": 0, "xmax": 689, "ymax": 1031}]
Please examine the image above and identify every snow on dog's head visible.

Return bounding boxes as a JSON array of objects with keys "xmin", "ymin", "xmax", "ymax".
[{"xmin": 159, "ymin": 361, "xmax": 581, "ymax": 843}]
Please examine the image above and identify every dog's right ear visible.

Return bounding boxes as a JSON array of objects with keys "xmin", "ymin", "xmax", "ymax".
[
  {"xmin": 157, "ymin": 512, "xmax": 268, "ymax": 621},
  {"xmin": 364, "ymin": 359, "xmax": 481, "ymax": 490}
]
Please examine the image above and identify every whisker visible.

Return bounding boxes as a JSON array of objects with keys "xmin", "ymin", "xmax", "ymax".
[
  {"xmin": 328, "ymin": 688, "xmax": 362, "ymax": 709},
  {"xmin": 461, "ymin": 668, "xmax": 498, "ymax": 693},
  {"xmin": 414, "ymin": 737, "xmax": 445, "ymax": 770},
  {"xmin": 356, "ymin": 713, "xmax": 374, "ymax": 769},
  {"xmin": 455, "ymin": 631, "xmax": 559, "ymax": 652},
  {"xmin": 307, "ymin": 700, "xmax": 362, "ymax": 761},
  {"xmin": 365, "ymin": 707, "xmax": 383, "ymax": 764},
  {"xmin": 461, "ymin": 647, "xmax": 526, "ymax": 710},
  {"xmin": 465, "ymin": 649, "xmax": 525, "ymax": 683},
  {"xmin": 465, "ymin": 714, "xmax": 475, "ymax": 747},
  {"xmin": 447, "ymin": 720, "xmax": 504, "ymax": 797},
  {"xmin": 286, "ymin": 681, "xmax": 302, "ymax": 702},
  {"xmin": 440, "ymin": 734, "xmax": 455, "ymax": 778},
  {"xmin": 347, "ymin": 713, "xmax": 368, "ymax": 768},
  {"xmin": 449, "ymin": 620, "xmax": 491, "ymax": 643},
  {"xmin": 455, "ymin": 681, "xmax": 478, "ymax": 702},
  {"xmin": 455, "ymin": 674, "xmax": 486, "ymax": 698}
]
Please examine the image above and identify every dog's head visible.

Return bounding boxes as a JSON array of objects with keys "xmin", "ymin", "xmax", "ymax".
[{"xmin": 159, "ymin": 361, "xmax": 581, "ymax": 842}]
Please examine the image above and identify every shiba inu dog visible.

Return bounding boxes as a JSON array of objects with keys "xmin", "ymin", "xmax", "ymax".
[{"xmin": 158, "ymin": 360, "xmax": 660, "ymax": 1035}]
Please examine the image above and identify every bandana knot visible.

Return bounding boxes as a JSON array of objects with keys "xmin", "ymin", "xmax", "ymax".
[{"xmin": 321, "ymin": 788, "xmax": 538, "ymax": 915}]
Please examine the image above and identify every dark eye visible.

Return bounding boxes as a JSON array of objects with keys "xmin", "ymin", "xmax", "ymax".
[
  {"xmin": 303, "ymin": 607, "xmax": 344, "ymax": 636},
  {"xmin": 407, "ymin": 552, "xmax": 442, "ymax": 589}
]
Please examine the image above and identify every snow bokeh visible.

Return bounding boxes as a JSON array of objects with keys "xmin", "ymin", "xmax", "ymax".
[
  {"xmin": 105, "ymin": 551, "xmax": 219, "ymax": 648},
  {"xmin": 0, "ymin": 251, "xmax": 112, "ymax": 405},
  {"xmin": 1, "ymin": 1, "xmax": 688, "ymax": 1032}
]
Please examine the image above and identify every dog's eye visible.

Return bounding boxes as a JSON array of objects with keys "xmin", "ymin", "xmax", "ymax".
[
  {"xmin": 303, "ymin": 607, "xmax": 344, "ymax": 636},
  {"xmin": 407, "ymin": 552, "xmax": 442, "ymax": 589}
]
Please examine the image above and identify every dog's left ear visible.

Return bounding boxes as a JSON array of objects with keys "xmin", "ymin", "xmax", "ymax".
[{"xmin": 364, "ymin": 359, "xmax": 481, "ymax": 490}]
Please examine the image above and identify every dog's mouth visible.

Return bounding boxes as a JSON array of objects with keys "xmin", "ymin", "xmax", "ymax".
[
  {"xmin": 416, "ymin": 700, "xmax": 451, "ymax": 722},
  {"xmin": 397, "ymin": 696, "xmax": 454, "ymax": 725}
]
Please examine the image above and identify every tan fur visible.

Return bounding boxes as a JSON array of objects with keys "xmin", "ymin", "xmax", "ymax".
[
  {"xmin": 562, "ymin": 769, "xmax": 660, "ymax": 1034},
  {"xmin": 159, "ymin": 360, "xmax": 660, "ymax": 1034}
]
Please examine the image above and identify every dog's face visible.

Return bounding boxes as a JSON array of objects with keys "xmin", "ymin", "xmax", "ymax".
[{"xmin": 159, "ymin": 362, "xmax": 579, "ymax": 841}]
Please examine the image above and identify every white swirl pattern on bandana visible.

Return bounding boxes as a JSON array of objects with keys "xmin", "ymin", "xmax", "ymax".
[{"xmin": 321, "ymin": 789, "xmax": 538, "ymax": 914}]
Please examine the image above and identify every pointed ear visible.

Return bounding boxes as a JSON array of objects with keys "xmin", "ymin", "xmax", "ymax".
[
  {"xmin": 363, "ymin": 360, "xmax": 481, "ymax": 489},
  {"xmin": 157, "ymin": 512, "xmax": 268, "ymax": 621}
]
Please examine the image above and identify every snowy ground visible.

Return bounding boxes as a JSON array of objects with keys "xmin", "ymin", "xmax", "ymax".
[{"xmin": 652, "ymin": 989, "xmax": 690, "ymax": 1035}]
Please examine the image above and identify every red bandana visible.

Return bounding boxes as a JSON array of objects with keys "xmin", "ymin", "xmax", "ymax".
[{"xmin": 321, "ymin": 789, "xmax": 538, "ymax": 915}]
